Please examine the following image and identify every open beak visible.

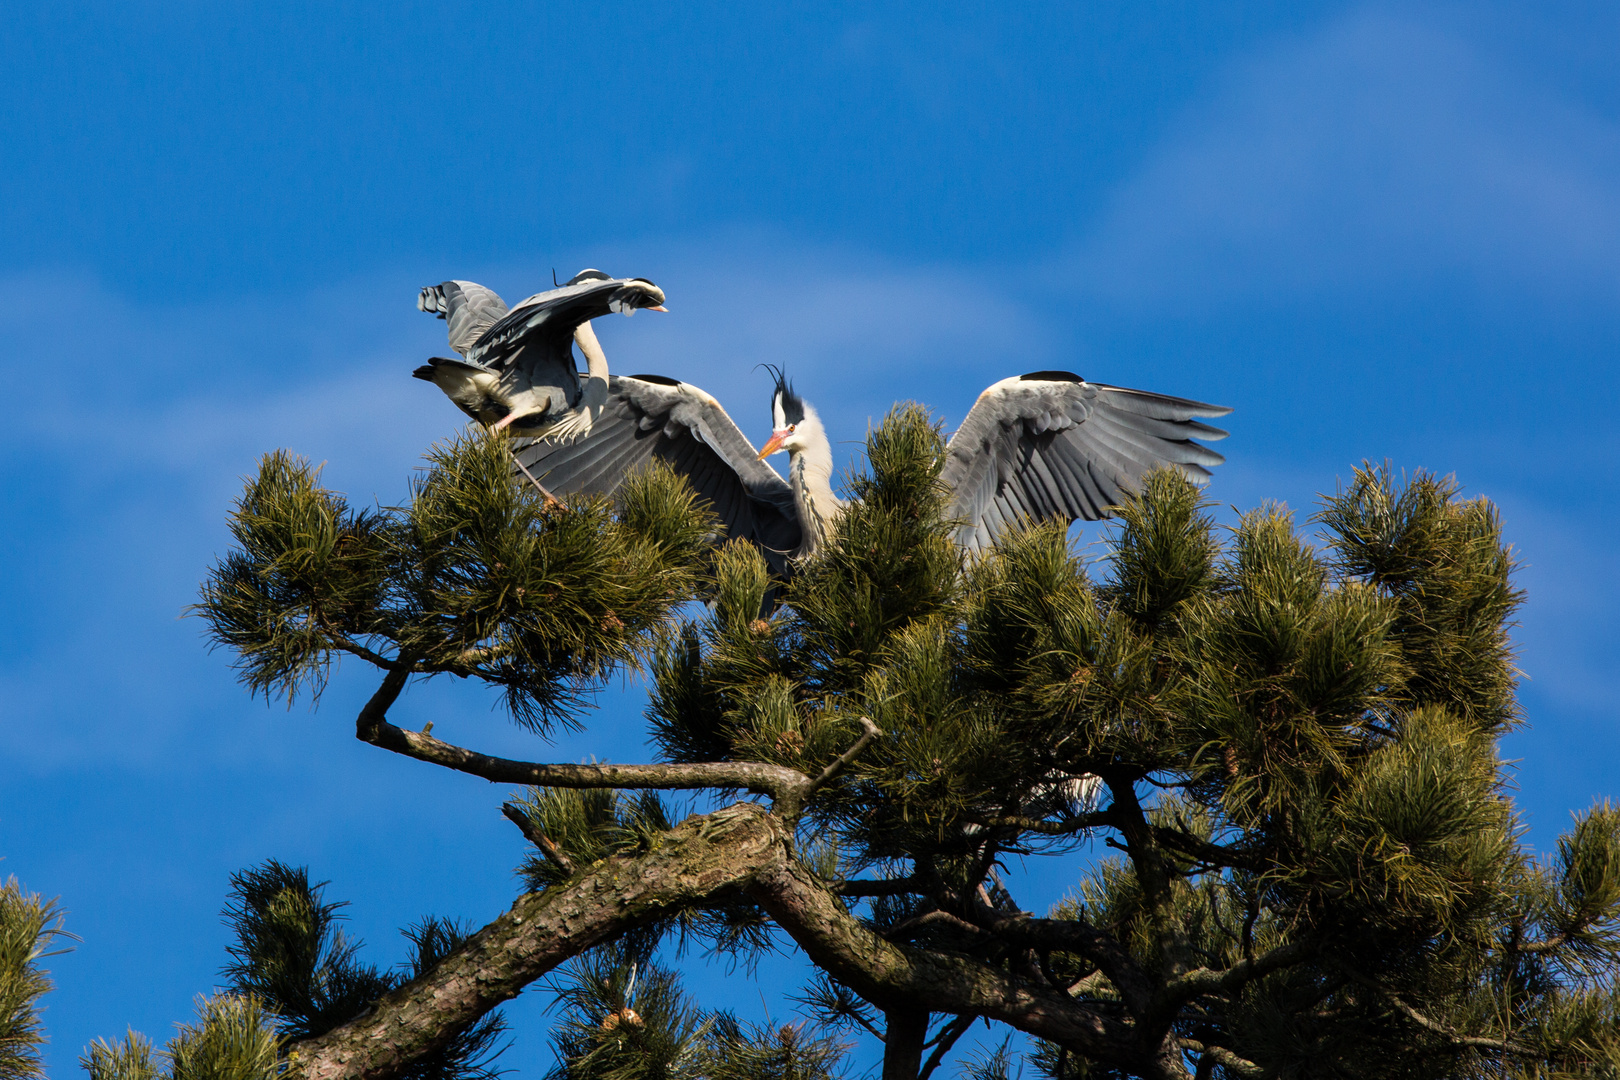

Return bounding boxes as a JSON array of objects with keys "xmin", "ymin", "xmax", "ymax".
[{"xmin": 756, "ymin": 430, "xmax": 788, "ymax": 459}]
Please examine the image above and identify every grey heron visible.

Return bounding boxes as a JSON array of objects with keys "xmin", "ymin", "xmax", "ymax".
[
  {"xmin": 414, "ymin": 269, "xmax": 666, "ymax": 441},
  {"xmin": 509, "ymin": 366, "xmax": 1229, "ymax": 570}
]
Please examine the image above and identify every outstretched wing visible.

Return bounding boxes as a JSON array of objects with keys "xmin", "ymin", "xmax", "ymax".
[
  {"xmin": 418, "ymin": 281, "xmax": 510, "ymax": 359},
  {"xmin": 942, "ymin": 371, "xmax": 1231, "ymax": 552},
  {"xmin": 467, "ymin": 272, "xmax": 665, "ymax": 369},
  {"xmin": 511, "ymin": 374, "xmax": 802, "ymax": 574}
]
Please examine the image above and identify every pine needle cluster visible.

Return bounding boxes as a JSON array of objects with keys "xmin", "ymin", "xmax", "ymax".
[
  {"xmin": 196, "ymin": 432, "xmax": 715, "ymax": 730},
  {"xmin": 0, "ymin": 879, "xmax": 64, "ymax": 1080},
  {"xmin": 81, "ymin": 997, "xmax": 279, "ymax": 1080},
  {"xmin": 219, "ymin": 861, "xmax": 507, "ymax": 1080},
  {"xmin": 71, "ymin": 861, "xmax": 507, "ymax": 1080},
  {"xmin": 543, "ymin": 944, "xmax": 845, "ymax": 1080}
]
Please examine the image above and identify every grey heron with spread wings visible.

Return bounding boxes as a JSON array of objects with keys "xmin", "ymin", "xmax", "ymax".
[
  {"xmin": 508, "ymin": 364, "xmax": 1230, "ymax": 573},
  {"xmin": 414, "ymin": 269, "xmax": 667, "ymax": 442}
]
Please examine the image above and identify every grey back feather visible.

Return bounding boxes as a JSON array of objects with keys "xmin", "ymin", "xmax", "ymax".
[{"xmin": 418, "ymin": 281, "xmax": 510, "ymax": 359}]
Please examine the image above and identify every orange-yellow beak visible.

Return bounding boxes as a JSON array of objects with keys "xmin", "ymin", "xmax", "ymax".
[{"xmin": 757, "ymin": 430, "xmax": 789, "ymax": 459}]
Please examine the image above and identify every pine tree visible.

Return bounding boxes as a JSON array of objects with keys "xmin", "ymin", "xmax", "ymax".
[{"xmin": 12, "ymin": 409, "xmax": 1616, "ymax": 1079}]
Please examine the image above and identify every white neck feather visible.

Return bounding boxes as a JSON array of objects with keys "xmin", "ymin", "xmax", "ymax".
[
  {"xmin": 544, "ymin": 322, "xmax": 611, "ymax": 444},
  {"xmin": 786, "ymin": 407, "xmax": 843, "ymax": 557},
  {"xmin": 574, "ymin": 321, "xmax": 611, "ymax": 384}
]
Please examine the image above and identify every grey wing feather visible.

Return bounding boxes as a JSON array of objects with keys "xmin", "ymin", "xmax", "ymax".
[
  {"xmin": 512, "ymin": 375, "xmax": 802, "ymax": 573},
  {"xmin": 942, "ymin": 373, "xmax": 1231, "ymax": 552},
  {"xmin": 418, "ymin": 281, "xmax": 510, "ymax": 359},
  {"xmin": 467, "ymin": 275, "xmax": 662, "ymax": 367}
]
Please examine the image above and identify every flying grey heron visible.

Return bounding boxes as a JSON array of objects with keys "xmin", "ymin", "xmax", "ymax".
[
  {"xmin": 414, "ymin": 269, "xmax": 666, "ymax": 441},
  {"xmin": 509, "ymin": 366, "xmax": 1230, "ymax": 570}
]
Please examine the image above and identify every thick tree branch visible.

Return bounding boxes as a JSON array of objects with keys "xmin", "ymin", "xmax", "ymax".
[
  {"xmin": 284, "ymin": 803, "xmax": 784, "ymax": 1080},
  {"xmin": 747, "ymin": 855, "xmax": 1185, "ymax": 1080},
  {"xmin": 881, "ymin": 1007, "xmax": 929, "ymax": 1080}
]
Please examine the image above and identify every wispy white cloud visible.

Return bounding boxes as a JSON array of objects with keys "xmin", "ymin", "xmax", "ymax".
[{"xmin": 1072, "ymin": 7, "xmax": 1620, "ymax": 312}]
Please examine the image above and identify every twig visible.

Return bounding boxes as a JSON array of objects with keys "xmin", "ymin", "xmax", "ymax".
[
  {"xmin": 1342, "ymin": 969, "xmax": 1533, "ymax": 1055},
  {"xmin": 886, "ymin": 910, "xmax": 994, "ymax": 943},
  {"xmin": 804, "ymin": 717, "xmax": 882, "ymax": 796},
  {"xmin": 832, "ymin": 876, "xmax": 924, "ymax": 898},
  {"xmin": 509, "ymin": 446, "xmax": 563, "ymax": 508},
  {"xmin": 963, "ymin": 809, "xmax": 1116, "ymax": 835},
  {"xmin": 917, "ymin": 1014, "xmax": 975, "ymax": 1080},
  {"xmin": 500, "ymin": 804, "xmax": 575, "ymax": 875}
]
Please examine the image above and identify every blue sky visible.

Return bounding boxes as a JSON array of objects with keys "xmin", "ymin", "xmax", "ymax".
[{"xmin": 3, "ymin": 2, "xmax": 1617, "ymax": 1074}]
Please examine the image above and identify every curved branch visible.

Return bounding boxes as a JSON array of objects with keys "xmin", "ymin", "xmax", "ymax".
[
  {"xmin": 354, "ymin": 674, "xmax": 882, "ymax": 818},
  {"xmin": 1174, "ymin": 1038, "xmax": 1262, "ymax": 1079},
  {"xmin": 362, "ymin": 716, "xmax": 811, "ymax": 800}
]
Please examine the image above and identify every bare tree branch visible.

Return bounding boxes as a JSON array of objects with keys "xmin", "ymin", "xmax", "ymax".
[
  {"xmin": 362, "ymin": 715, "xmax": 811, "ymax": 800},
  {"xmin": 355, "ymin": 677, "xmax": 882, "ymax": 819},
  {"xmin": 918, "ymin": 1014, "xmax": 975, "ymax": 1080},
  {"xmin": 803, "ymin": 717, "xmax": 881, "ymax": 797}
]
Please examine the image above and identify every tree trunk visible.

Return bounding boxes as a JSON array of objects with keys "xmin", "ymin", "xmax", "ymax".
[{"xmin": 881, "ymin": 1007, "xmax": 929, "ymax": 1080}]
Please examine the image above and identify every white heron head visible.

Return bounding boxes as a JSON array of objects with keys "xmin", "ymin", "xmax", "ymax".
[{"xmin": 755, "ymin": 367, "xmax": 822, "ymax": 460}]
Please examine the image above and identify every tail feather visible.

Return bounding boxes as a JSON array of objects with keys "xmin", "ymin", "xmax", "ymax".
[{"xmin": 418, "ymin": 285, "xmax": 450, "ymax": 319}]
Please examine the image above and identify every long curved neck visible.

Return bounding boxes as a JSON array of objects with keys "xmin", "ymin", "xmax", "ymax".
[
  {"xmin": 542, "ymin": 321, "xmax": 611, "ymax": 444},
  {"xmin": 786, "ymin": 409, "xmax": 842, "ymax": 558},
  {"xmin": 573, "ymin": 321, "xmax": 610, "ymax": 383}
]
